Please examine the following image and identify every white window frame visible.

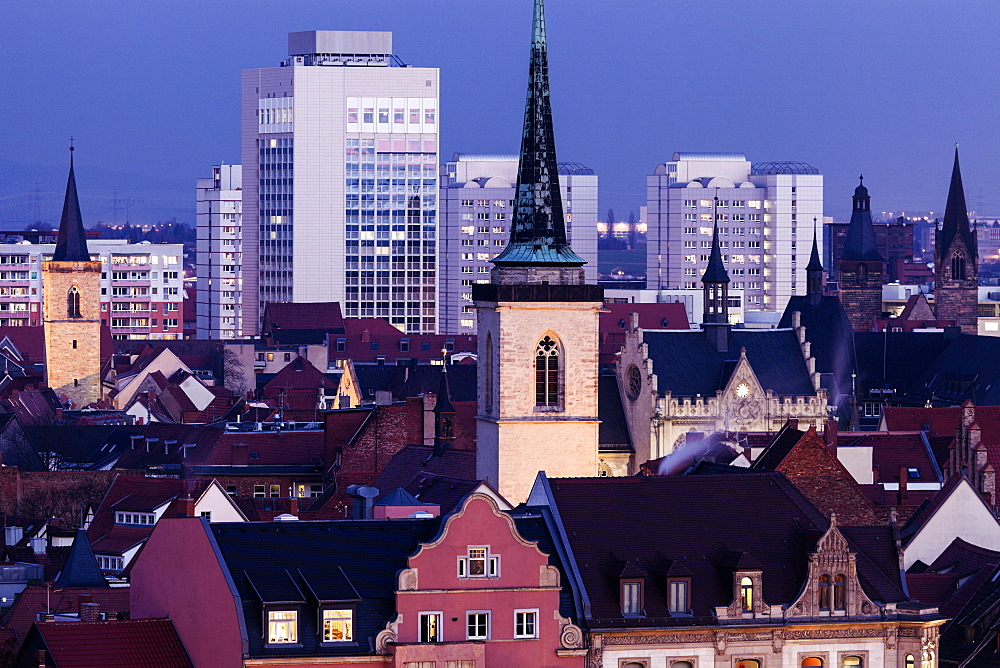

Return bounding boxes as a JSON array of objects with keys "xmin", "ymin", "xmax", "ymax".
[
  {"xmin": 514, "ymin": 608, "xmax": 539, "ymax": 639},
  {"xmin": 321, "ymin": 608, "xmax": 353, "ymax": 643},
  {"xmin": 466, "ymin": 610, "xmax": 490, "ymax": 640},
  {"xmin": 267, "ymin": 609, "xmax": 298, "ymax": 644},
  {"xmin": 419, "ymin": 611, "xmax": 442, "ymax": 643}
]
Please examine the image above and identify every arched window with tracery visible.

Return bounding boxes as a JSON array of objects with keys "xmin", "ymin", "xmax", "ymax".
[
  {"xmin": 818, "ymin": 574, "xmax": 830, "ymax": 610},
  {"xmin": 833, "ymin": 574, "xmax": 846, "ymax": 609},
  {"xmin": 484, "ymin": 332, "xmax": 494, "ymax": 414},
  {"xmin": 67, "ymin": 286, "xmax": 82, "ymax": 319},
  {"xmin": 535, "ymin": 335, "xmax": 560, "ymax": 408},
  {"xmin": 951, "ymin": 254, "xmax": 966, "ymax": 281}
]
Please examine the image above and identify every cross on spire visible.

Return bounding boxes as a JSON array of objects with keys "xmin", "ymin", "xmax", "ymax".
[{"xmin": 52, "ymin": 144, "xmax": 91, "ymax": 262}]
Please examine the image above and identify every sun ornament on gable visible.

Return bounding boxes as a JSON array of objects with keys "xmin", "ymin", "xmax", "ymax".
[
  {"xmin": 786, "ymin": 513, "xmax": 880, "ymax": 619},
  {"xmin": 724, "ymin": 348, "xmax": 764, "ymax": 425}
]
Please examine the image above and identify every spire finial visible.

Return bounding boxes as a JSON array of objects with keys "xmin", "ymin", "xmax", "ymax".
[{"xmin": 859, "ymin": 174, "xmax": 864, "ymax": 184}]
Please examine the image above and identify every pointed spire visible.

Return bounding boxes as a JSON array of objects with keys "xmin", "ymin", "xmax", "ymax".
[
  {"xmin": 54, "ymin": 529, "xmax": 110, "ymax": 588},
  {"xmin": 433, "ymin": 355, "xmax": 455, "ymax": 416},
  {"xmin": 840, "ymin": 175, "xmax": 883, "ymax": 262},
  {"xmin": 52, "ymin": 144, "xmax": 91, "ymax": 262},
  {"xmin": 807, "ymin": 217, "xmax": 823, "ymax": 272},
  {"xmin": 702, "ymin": 195, "xmax": 730, "ymax": 284},
  {"xmin": 938, "ymin": 146, "xmax": 976, "ymax": 255},
  {"xmin": 807, "ymin": 218, "xmax": 824, "ymax": 300},
  {"xmin": 492, "ymin": 0, "xmax": 585, "ymax": 267}
]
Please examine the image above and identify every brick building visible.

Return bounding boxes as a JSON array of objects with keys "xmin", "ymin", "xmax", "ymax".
[
  {"xmin": 934, "ymin": 149, "xmax": 979, "ymax": 334},
  {"xmin": 838, "ymin": 177, "xmax": 886, "ymax": 331}
]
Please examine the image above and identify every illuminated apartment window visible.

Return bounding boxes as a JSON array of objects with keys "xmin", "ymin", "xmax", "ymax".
[{"xmin": 267, "ymin": 610, "xmax": 297, "ymax": 644}]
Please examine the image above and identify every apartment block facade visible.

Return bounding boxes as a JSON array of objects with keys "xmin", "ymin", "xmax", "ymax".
[
  {"xmin": 0, "ymin": 240, "xmax": 184, "ymax": 339},
  {"xmin": 196, "ymin": 164, "xmax": 244, "ymax": 339},
  {"xmin": 646, "ymin": 153, "xmax": 823, "ymax": 318},
  {"xmin": 439, "ymin": 153, "xmax": 598, "ymax": 334},
  {"xmin": 242, "ymin": 30, "xmax": 440, "ymax": 334}
]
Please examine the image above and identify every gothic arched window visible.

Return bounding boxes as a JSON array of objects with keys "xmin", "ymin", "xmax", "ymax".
[
  {"xmin": 856, "ymin": 263, "xmax": 867, "ymax": 286},
  {"xmin": 951, "ymin": 254, "xmax": 966, "ymax": 281},
  {"xmin": 484, "ymin": 332, "xmax": 494, "ymax": 414},
  {"xmin": 67, "ymin": 286, "xmax": 82, "ymax": 319},
  {"xmin": 833, "ymin": 574, "xmax": 846, "ymax": 609},
  {"xmin": 818, "ymin": 574, "xmax": 830, "ymax": 610},
  {"xmin": 535, "ymin": 335, "xmax": 560, "ymax": 407}
]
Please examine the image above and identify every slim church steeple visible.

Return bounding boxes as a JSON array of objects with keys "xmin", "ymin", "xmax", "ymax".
[
  {"xmin": 935, "ymin": 147, "xmax": 978, "ymax": 334},
  {"xmin": 53, "ymin": 146, "xmax": 91, "ymax": 262},
  {"xmin": 491, "ymin": 0, "xmax": 585, "ymax": 272},
  {"xmin": 806, "ymin": 217, "xmax": 824, "ymax": 302},
  {"xmin": 838, "ymin": 176, "xmax": 885, "ymax": 331},
  {"xmin": 702, "ymin": 195, "xmax": 730, "ymax": 323}
]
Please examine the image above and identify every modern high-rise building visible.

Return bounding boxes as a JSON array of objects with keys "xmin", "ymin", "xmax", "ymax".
[
  {"xmin": 196, "ymin": 164, "xmax": 244, "ymax": 339},
  {"xmin": 646, "ymin": 153, "xmax": 823, "ymax": 317},
  {"xmin": 439, "ymin": 153, "xmax": 598, "ymax": 334},
  {"xmin": 242, "ymin": 31, "xmax": 440, "ymax": 334}
]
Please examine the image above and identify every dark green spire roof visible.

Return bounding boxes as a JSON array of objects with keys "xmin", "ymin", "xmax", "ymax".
[
  {"xmin": 53, "ymin": 147, "xmax": 92, "ymax": 262},
  {"xmin": 702, "ymin": 197, "xmax": 730, "ymax": 284},
  {"xmin": 492, "ymin": 0, "xmax": 585, "ymax": 267},
  {"xmin": 806, "ymin": 218, "xmax": 823, "ymax": 272},
  {"xmin": 938, "ymin": 147, "xmax": 976, "ymax": 256},
  {"xmin": 840, "ymin": 175, "xmax": 884, "ymax": 263}
]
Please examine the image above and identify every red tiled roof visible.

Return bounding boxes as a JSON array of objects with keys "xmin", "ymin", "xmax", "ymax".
[
  {"xmin": 600, "ymin": 303, "xmax": 691, "ymax": 360},
  {"xmin": 265, "ymin": 356, "xmax": 337, "ymax": 392},
  {"xmin": 328, "ymin": 318, "xmax": 477, "ymax": 365},
  {"xmin": 91, "ymin": 526, "xmax": 151, "ymax": 556},
  {"xmin": 884, "ymin": 405, "xmax": 1000, "ymax": 471},
  {"xmin": 30, "ymin": 617, "xmax": 192, "ymax": 667},
  {"xmin": 87, "ymin": 476, "xmax": 201, "ymax": 546},
  {"xmin": 263, "ymin": 301, "xmax": 345, "ymax": 331},
  {"xmin": 0, "ymin": 587, "xmax": 130, "ymax": 644},
  {"xmin": 837, "ymin": 431, "xmax": 942, "ymax": 484},
  {"xmin": 208, "ymin": 431, "xmax": 325, "ymax": 466}
]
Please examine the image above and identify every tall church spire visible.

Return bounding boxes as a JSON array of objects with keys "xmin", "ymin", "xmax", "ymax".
[
  {"xmin": 806, "ymin": 217, "xmax": 824, "ymax": 300},
  {"xmin": 492, "ymin": 0, "xmax": 585, "ymax": 267},
  {"xmin": 938, "ymin": 147, "xmax": 976, "ymax": 258},
  {"xmin": 53, "ymin": 145, "xmax": 91, "ymax": 262},
  {"xmin": 702, "ymin": 195, "xmax": 730, "ymax": 332}
]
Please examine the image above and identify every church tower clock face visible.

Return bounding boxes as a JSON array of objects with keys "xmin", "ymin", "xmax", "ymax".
[{"xmin": 735, "ymin": 382, "xmax": 751, "ymax": 398}]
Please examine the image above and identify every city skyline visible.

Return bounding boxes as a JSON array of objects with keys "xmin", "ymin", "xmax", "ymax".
[{"xmin": 2, "ymin": 0, "xmax": 998, "ymax": 228}]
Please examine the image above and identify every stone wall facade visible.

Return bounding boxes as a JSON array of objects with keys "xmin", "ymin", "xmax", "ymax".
[
  {"xmin": 838, "ymin": 258, "xmax": 884, "ymax": 332},
  {"xmin": 42, "ymin": 260, "xmax": 102, "ymax": 407}
]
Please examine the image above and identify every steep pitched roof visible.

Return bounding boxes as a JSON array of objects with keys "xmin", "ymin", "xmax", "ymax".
[
  {"xmin": 643, "ymin": 329, "xmax": 815, "ymax": 398},
  {"xmin": 52, "ymin": 149, "xmax": 91, "ymax": 262},
  {"xmin": 0, "ymin": 587, "xmax": 130, "ymax": 644},
  {"xmin": 937, "ymin": 148, "xmax": 977, "ymax": 259},
  {"xmin": 598, "ymin": 370, "xmax": 631, "ymax": 452},
  {"xmin": 840, "ymin": 177, "xmax": 884, "ymax": 262},
  {"xmin": 23, "ymin": 618, "xmax": 192, "ymax": 667},
  {"xmin": 53, "ymin": 529, "xmax": 109, "ymax": 588}
]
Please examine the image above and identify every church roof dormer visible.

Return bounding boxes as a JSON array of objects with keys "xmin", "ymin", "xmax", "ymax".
[
  {"xmin": 491, "ymin": 0, "xmax": 585, "ymax": 268},
  {"xmin": 937, "ymin": 147, "xmax": 976, "ymax": 258},
  {"xmin": 52, "ymin": 146, "xmax": 92, "ymax": 263},
  {"xmin": 840, "ymin": 176, "xmax": 884, "ymax": 263},
  {"xmin": 702, "ymin": 197, "xmax": 730, "ymax": 284}
]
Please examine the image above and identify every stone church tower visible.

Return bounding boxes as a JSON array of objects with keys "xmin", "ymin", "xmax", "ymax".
[
  {"xmin": 43, "ymin": 148, "xmax": 103, "ymax": 407},
  {"xmin": 474, "ymin": 0, "xmax": 602, "ymax": 503},
  {"xmin": 838, "ymin": 177, "xmax": 885, "ymax": 331},
  {"xmin": 935, "ymin": 149, "xmax": 978, "ymax": 334}
]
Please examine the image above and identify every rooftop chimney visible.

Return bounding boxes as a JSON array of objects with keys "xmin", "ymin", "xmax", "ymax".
[
  {"xmin": 347, "ymin": 485, "xmax": 379, "ymax": 519},
  {"xmin": 5, "ymin": 525, "xmax": 24, "ymax": 546},
  {"xmin": 824, "ymin": 418, "xmax": 839, "ymax": 452},
  {"xmin": 30, "ymin": 536, "xmax": 46, "ymax": 555},
  {"xmin": 897, "ymin": 466, "xmax": 909, "ymax": 506}
]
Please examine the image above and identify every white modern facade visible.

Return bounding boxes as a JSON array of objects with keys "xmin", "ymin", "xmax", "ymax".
[
  {"xmin": 646, "ymin": 152, "xmax": 823, "ymax": 317},
  {"xmin": 242, "ymin": 30, "xmax": 440, "ymax": 334},
  {"xmin": 0, "ymin": 240, "xmax": 184, "ymax": 339},
  {"xmin": 439, "ymin": 153, "xmax": 598, "ymax": 334},
  {"xmin": 196, "ymin": 164, "xmax": 244, "ymax": 339}
]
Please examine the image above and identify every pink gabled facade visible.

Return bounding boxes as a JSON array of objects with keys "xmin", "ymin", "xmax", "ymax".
[
  {"xmin": 130, "ymin": 518, "xmax": 246, "ymax": 668},
  {"xmin": 391, "ymin": 494, "xmax": 585, "ymax": 667}
]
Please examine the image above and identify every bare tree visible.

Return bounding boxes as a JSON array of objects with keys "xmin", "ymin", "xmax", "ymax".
[{"xmin": 222, "ymin": 347, "xmax": 251, "ymax": 396}]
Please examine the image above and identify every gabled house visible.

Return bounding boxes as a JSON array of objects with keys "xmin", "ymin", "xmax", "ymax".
[
  {"xmin": 86, "ymin": 475, "xmax": 246, "ymax": 574},
  {"xmin": 527, "ymin": 471, "xmax": 944, "ymax": 667},
  {"xmin": 17, "ymin": 618, "xmax": 192, "ymax": 667}
]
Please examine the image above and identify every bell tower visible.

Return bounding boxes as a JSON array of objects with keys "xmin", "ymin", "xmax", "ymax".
[
  {"xmin": 473, "ymin": 0, "xmax": 602, "ymax": 503},
  {"xmin": 838, "ymin": 177, "xmax": 885, "ymax": 331},
  {"xmin": 934, "ymin": 148, "xmax": 978, "ymax": 334},
  {"xmin": 43, "ymin": 146, "xmax": 103, "ymax": 407}
]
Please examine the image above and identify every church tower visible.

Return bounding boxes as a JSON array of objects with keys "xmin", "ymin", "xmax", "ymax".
[
  {"xmin": 43, "ymin": 147, "xmax": 103, "ymax": 407},
  {"xmin": 934, "ymin": 148, "xmax": 978, "ymax": 334},
  {"xmin": 806, "ymin": 217, "xmax": 824, "ymax": 304},
  {"xmin": 838, "ymin": 177, "xmax": 885, "ymax": 331},
  {"xmin": 701, "ymin": 196, "xmax": 731, "ymax": 352},
  {"xmin": 473, "ymin": 0, "xmax": 602, "ymax": 503}
]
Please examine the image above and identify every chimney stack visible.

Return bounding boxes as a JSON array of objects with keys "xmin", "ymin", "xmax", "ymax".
[
  {"xmin": 824, "ymin": 418, "xmax": 839, "ymax": 451},
  {"xmin": 346, "ymin": 485, "xmax": 379, "ymax": 520},
  {"xmin": 30, "ymin": 536, "xmax": 46, "ymax": 555},
  {"xmin": 897, "ymin": 466, "xmax": 909, "ymax": 506}
]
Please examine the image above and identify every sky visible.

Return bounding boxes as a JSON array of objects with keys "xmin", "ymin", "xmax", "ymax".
[{"xmin": 2, "ymin": 0, "xmax": 998, "ymax": 229}]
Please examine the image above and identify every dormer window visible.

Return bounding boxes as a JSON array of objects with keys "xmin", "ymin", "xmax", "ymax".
[
  {"xmin": 620, "ymin": 580, "xmax": 642, "ymax": 615},
  {"xmin": 818, "ymin": 574, "xmax": 830, "ymax": 610},
  {"xmin": 740, "ymin": 576, "xmax": 754, "ymax": 612},
  {"xmin": 667, "ymin": 578, "xmax": 689, "ymax": 614},
  {"xmin": 267, "ymin": 610, "xmax": 298, "ymax": 644},
  {"xmin": 458, "ymin": 546, "xmax": 499, "ymax": 578},
  {"xmin": 115, "ymin": 511, "xmax": 155, "ymax": 525},
  {"xmin": 321, "ymin": 609, "xmax": 352, "ymax": 642}
]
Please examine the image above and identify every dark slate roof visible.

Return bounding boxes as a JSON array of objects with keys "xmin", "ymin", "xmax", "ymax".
[
  {"xmin": 937, "ymin": 148, "xmax": 977, "ymax": 259},
  {"xmin": 374, "ymin": 488, "xmax": 424, "ymax": 507},
  {"xmin": 840, "ymin": 177, "xmax": 884, "ymax": 262},
  {"xmin": 52, "ymin": 150, "xmax": 91, "ymax": 262},
  {"xmin": 354, "ymin": 364, "xmax": 477, "ymax": 403},
  {"xmin": 778, "ymin": 296, "xmax": 854, "ymax": 404},
  {"xmin": 598, "ymin": 371, "xmax": 631, "ymax": 452},
  {"xmin": 371, "ymin": 445, "xmax": 478, "ymax": 511},
  {"xmin": 491, "ymin": 0, "xmax": 585, "ymax": 267},
  {"xmin": 701, "ymin": 216, "xmax": 730, "ymax": 283},
  {"xmin": 511, "ymin": 509, "xmax": 577, "ymax": 620},
  {"xmin": 806, "ymin": 226, "xmax": 824, "ymax": 272},
  {"xmin": 210, "ymin": 519, "xmax": 442, "ymax": 658},
  {"xmin": 750, "ymin": 424, "xmax": 805, "ymax": 471},
  {"xmin": 906, "ymin": 334, "xmax": 1000, "ymax": 405},
  {"xmin": 643, "ymin": 329, "xmax": 815, "ymax": 398},
  {"xmin": 53, "ymin": 529, "xmax": 109, "ymax": 589},
  {"xmin": 853, "ymin": 332, "xmax": 951, "ymax": 401},
  {"xmin": 547, "ymin": 473, "xmax": 908, "ymax": 628},
  {"xmin": 404, "ymin": 474, "xmax": 484, "ymax": 515},
  {"xmin": 23, "ymin": 426, "xmax": 133, "ymax": 469}
]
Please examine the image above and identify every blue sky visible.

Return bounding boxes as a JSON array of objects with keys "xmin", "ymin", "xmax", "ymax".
[{"xmin": 2, "ymin": 0, "xmax": 998, "ymax": 227}]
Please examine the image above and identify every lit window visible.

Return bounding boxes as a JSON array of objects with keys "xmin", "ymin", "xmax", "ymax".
[
  {"xmin": 268, "ymin": 610, "xmax": 297, "ymax": 644},
  {"xmin": 419, "ymin": 612, "xmax": 441, "ymax": 642},
  {"xmin": 466, "ymin": 612, "xmax": 489, "ymax": 640},
  {"xmin": 818, "ymin": 574, "xmax": 830, "ymax": 610},
  {"xmin": 802, "ymin": 659, "xmax": 823, "ymax": 667},
  {"xmin": 457, "ymin": 546, "xmax": 499, "ymax": 578},
  {"xmin": 833, "ymin": 574, "xmax": 846, "ymax": 609},
  {"xmin": 514, "ymin": 609, "xmax": 538, "ymax": 638},
  {"xmin": 668, "ymin": 580, "xmax": 689, "ymax": 613},
  {"xmin": 841, "ymin": 657, "xmax": 862, "ymax": 667},
  {"xmin": 740, "ymin": 576, "xmax": 753, "ymax": 611},
  {"xmin": 322, "ymin": 609, "xmax": 352, "ymax": 642}
]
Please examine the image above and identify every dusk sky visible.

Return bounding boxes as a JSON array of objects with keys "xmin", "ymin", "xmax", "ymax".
[{"xmin": 3, "ymin": 0, "xmax": 998, "ymax": 228}]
